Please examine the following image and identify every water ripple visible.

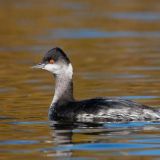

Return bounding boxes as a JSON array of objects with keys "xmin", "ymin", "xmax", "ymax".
[
  {"xmin": 0, "ymin": 140, "xmax": 39, "ymax": 145},
  {"xmin": 129, "ymin": 149, "xmax": 160, "ymax": 156},
  {"xmin": 56, "ymin": 143, "xmax": 160, "ymax": 151},
  {"xmin": 109, "ymin": 12, "xmax": 160, "ymax": 21},
  {"xmin": 50, "ymin": 29, "xmax": 160, "ymax": 39}
]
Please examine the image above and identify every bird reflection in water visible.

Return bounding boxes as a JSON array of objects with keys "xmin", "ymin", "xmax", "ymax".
[
  {"xmin": 47, "ymin": 120, "xmax": 104, "ymax": 158},
  {"xmin": 45, "ymin": 120, "xmax": 160, "ymax": 159},
  {"xmin": 46, "ymin": 120, "xmax": 146, "ymax": 158}
]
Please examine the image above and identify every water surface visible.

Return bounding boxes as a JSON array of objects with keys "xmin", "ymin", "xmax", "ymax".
[{"xmin": 0, "ymin": 0, "xmax": 160, "ymax": 159}]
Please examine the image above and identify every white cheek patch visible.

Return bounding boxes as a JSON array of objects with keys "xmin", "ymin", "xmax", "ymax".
[
  {"xmin": 43, "ymin": 63, "xmax": 73, "ymax": 76},
  {"xmin": 44, "ymin": 64, "xmax": 60, "ymax": 73}
]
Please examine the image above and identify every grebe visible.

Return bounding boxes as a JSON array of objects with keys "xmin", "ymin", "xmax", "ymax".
[{"xmin": 33, "ymin": 47, "xmax": 160, "ymax": 122}]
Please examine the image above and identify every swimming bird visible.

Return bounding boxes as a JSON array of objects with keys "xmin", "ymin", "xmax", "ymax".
[{"xmin": 32, "ymin": 47, "xmax": 160, "ymax": 122}]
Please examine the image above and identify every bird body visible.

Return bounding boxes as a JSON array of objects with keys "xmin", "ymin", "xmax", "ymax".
[{"xmin": 33, "ymin": 47, "xmax": 160, "ymax": 122}]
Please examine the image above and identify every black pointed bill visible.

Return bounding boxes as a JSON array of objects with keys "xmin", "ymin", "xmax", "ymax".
[{"xmin": 32, "ymin": 63, "xmax": 46, "ymax": 69}]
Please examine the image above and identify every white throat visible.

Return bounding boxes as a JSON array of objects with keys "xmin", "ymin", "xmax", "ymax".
[
  {"xmin": 50, "ymin": 63, "xmax": 74, "ymax": 106},
  {"xmin": 64, "ymin": 63, "xmax": 73, "ymax": 79}
]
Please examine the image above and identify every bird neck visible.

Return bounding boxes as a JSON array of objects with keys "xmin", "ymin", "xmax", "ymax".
[{"xmin": 50, "ymin": 64, "xmax": 74, "ymax": 107}]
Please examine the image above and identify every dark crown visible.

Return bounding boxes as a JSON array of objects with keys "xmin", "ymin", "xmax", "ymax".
[{"xmin": 42, "ymin": 47, "xmax": 70, "ymax": 64}]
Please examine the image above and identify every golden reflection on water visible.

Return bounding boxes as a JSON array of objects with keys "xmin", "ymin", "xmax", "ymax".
[{"xmin": 0, "ymin": 0, "xmax": 160, "ymax": 160}]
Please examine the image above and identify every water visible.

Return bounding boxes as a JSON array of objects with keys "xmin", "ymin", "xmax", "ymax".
[{"xmin": 0, "ymin": 0, "xmax": 160, "ymax": 159}]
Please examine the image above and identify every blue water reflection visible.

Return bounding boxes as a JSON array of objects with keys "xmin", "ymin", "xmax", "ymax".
[
  {"xmin": 110, "ymin": 12, "xmax": 160, "ymax": 21},
  {"xmin": 50, "ymin": 29, "xmax": 160, "ymax": 39}
]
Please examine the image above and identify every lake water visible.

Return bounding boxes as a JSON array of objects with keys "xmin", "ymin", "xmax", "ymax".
[{"xmin": 0, "ymin": 0, "xmax": 160, "ymax": 159}]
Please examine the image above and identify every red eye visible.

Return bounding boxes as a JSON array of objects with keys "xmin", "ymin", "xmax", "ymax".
[{"xmin": 49, "ymin": 59, "xmax": 54, "ymax": 64}]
